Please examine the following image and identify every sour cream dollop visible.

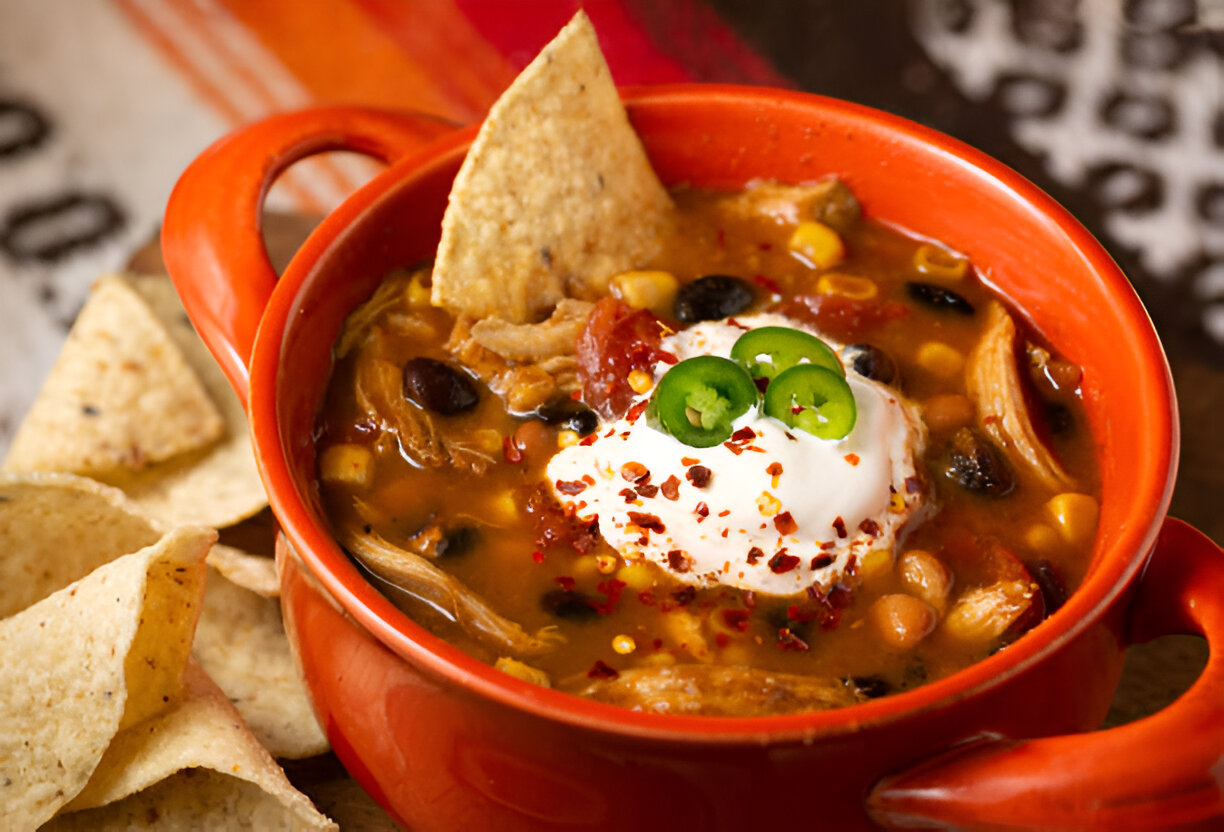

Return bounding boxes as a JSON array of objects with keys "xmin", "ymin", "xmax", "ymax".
[{"xmin": 546, "ymin": 314, "xmax": 926, "ymax": 596}]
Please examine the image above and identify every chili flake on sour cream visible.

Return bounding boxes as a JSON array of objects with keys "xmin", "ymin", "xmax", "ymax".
[{"xmin": 546, "ymin": 313, "xmax": 927, "ymax": 596}]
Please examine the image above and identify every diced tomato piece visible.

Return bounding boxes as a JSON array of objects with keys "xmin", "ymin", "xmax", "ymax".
[{"xmin": 576, "ymin": 298, "xmax": 675, "ymax": 419}]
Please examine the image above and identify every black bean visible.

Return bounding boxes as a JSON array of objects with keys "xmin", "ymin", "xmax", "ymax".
[
  {"xmin": 435, "ymin": 525, "xmax": 480, "ymax": 559},
  {"xmin": 402, "ymin": 357, "xmax": 479, "ymax": 415},
  {"xmin": 536, "ymin": 398, "xmax": 599, "ymax": 436},
  {"xmin": 942, "ymin": 427, "xmax": 1015, "ymax": 497},
  {"xmin": 843, "ymin": 343, "xmax": 898, "ymax": 384},
  {"xmin": 674, "ymin": 275, "xmax": 754, "ymax": 323},
  {"xmin": 540, "ymin": 588, "xmax": 598, "ymax": 621},
  {"xmin": 850, "ymin": 675, "xmax": 892, "ymax": 699},
  {"xmin": 906, "ymin": 282, "xmax": 975, "ymax": 315},
  {"xmin": 1026, "ymin": 558, "xmax": 1068, "ymax": 616}
]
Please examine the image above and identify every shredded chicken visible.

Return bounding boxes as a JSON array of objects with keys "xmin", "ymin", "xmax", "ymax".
[
  {"xmin": 578, "ymin": 664, "xmax": 864, "ymax": 716},
  {"xmin": 966, "ymin": 302, "xmax": 1076, "ymax": 491},
  {"xmin": 341, "ymin": 527, "xmax": 562, "ymax": 658},
  {"xmin": 354, "ymin": 352, "xmax": 493, "ymax": 474},
  {"xmin": 448, "ymin": 309, "xmax": 585, "ymax": 413},
  {"xmin": 469, "ymin": 299, "xmax": 594, "ymax": 361},
  {"xmin": 710, "ymin": 178, "xmax": 861, "ymax": 231}
]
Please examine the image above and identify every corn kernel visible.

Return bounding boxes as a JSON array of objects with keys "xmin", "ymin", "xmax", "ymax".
[
  {"xmin": 816, "ymin": 272, "xmax": 878, "ymax": 300},
  {"xmin": 913, "ymin": 243, "xmax": 969, "ymax": 281},
  {"xmin": 318, "ymin": 443, "xmax": 374, "ymax": 487},
  {"xmin": 628, "ymin": 369, "xmax": 655, "ymax": 394},
  {"xmin": 888, "ymin": 492, "xmax": 908, "ymax": 514},
  {"xmin": 857, "ymin": 548, "xmax": 893, "ymax": 583},
  {"xmin": 494, "ymin": 657, "xmax": 551, "ymax": 687},
  {"xmin": 557, "ymin": 429, "xmax": 580, "ymax": 449},
  {"xmin": 405, "ymin": 272, "xmax": 433, "ymax": 308},
  {"xmin": 616, "ymin": 561, "xmax": 656, "ymax": 592},
  {"xmin": 488, "ymin": 491, "xmax": 519, "ymax": 525},
  {"xmin": 916, "ymin": 341, "xmax": 965, "ymax": 379},
  {"xmin": 1046, "ymin": 493, "xmax": 1099, "ymax": 545},
  {"xmin": 472, "ymin": 428, "xmax": 504, "ymax": 456},
  {"xmin": 788, "ymin": 221, "xmax": 845, "ymax": 269},
  {"xmin": 610, "ymin": 270, "xmax": 679, "ymax": 316},
  {"xmin": 595, "ymin": 553, "xmax": 620, "ymax": 574},
  {"xmin": 643, "ymin": 651, "xmax": 677, "ymax": 667},
  {"xmin": 612, "ymin": 634, "xmax": 637, "ymax": 654},
  {"xmin": 1025, "ymin": 523, "xmax": 1061, "ymax": 553}
]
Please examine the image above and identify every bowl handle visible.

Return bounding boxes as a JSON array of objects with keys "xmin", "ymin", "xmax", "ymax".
[
  {"xmin": 161, "ymin": 107, "xmax": 454, "ymax": 405},
  {"xmin": 867, "ymin": 517, "xmax": 1224, "ymax": 829}
]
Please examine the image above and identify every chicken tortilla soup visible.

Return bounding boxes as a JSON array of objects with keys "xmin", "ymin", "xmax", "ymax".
[{"xmin": 312, "ymin": 14, "xmax": 1099, "ymax": 717}]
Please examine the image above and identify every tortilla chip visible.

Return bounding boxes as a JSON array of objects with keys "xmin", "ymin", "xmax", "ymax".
[
  {"xmin": 431, "ymin": 10, "xmax": 673, "ymax": 324},
  {"xmin": 206, "ymin": 543, "xmax": 280, "ymax": 598},
  {"xmin": 0, "ymin": 524, "xmax": 213, "ymax": 829},
  {"xmin": 97, "ymin": 274, "xmax": 269, "ymax": 529},
  {"xmin": 51, "ymin": 662, "xmax": 334, "ymax": 829},
  {"xmin": 193, "ymin": 567, "xmax": 329, "ymax": 759},
  {"xmin": 0, "ymin": 473, "xmax": 162, "ymax": 618},
  {"xmin": 4, "ymin": 275, "xmax": 224, "ymax": 475}
]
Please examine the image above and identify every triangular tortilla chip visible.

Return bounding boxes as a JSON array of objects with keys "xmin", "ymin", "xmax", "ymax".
[
  {"xmin": 431, "ymin": 10, "xmax": 673, "ymax": 323},
  {"xmin": 193, "ymin": 566, "xmax": 328, "ymax": 759},
  {"xmin": 93, "ymin": 274, "xmax": 269, "ymax": 529},
  {"xmin": 53, "ymin": 662, "xmax": 334, "ymax": 829},
  {"xmin": 0, "ymin": 524, "xmax": 213, "ymax": 829},
  {"xmin": 3, "ymin": 275, "xmax": 224, "ymax": 475},
  {"xmin": 0, "ymin": 472, "xmax": 162, "ymax": 618}
]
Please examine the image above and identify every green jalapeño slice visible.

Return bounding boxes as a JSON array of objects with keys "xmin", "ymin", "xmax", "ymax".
[
  {"xmin": 730, "ymin": 326, "xmax": 843, "ymax": 381},
  {"xmin": 763, "ymin": 364, "xmax": 857, "ymax": 440},
  {"xmin": 652, "ymin": 356, "xmax": 759, "ymax": 447}
]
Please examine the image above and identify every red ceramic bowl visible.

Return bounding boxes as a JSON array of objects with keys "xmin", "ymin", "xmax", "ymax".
[{"xmin": 163, "ymin": 87, "xmax": 1224, "ymax": 830}]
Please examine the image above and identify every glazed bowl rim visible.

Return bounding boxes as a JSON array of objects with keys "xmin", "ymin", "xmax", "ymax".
[{"xmin": 253, "ymin": 84, "xmax": 1178, "ymax": 745}]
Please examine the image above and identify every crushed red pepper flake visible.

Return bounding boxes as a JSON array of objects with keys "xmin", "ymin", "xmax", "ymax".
[
  {"xmin": 715, "ymin": 631, "xmax": 732, "ymax": 648},
  {"xmin": 638, "ymin": 589, "xmax": 656, "ymax": 606},
  {"xmin": 531, "ymin": 550, "xmax": 545, "ymax": 563},
  {"xmin": 773, "ymin": 511, "xmax": 798, "ymax": 535},
  {"xmin": 722, "ymin": 608, "xmax": 751, "ymax": 632},
  {"xmin": 671, "ymin": 586, "xmax": 697, "ymax": 606},
  {"xmin": 587, "ymin": 660, "xmax": 620, "ymax": 680},
  {"xmin": 810, "ymin": 553, "xmax": 835, "ymax": 570},
  {"xmin": 554, "ymin": 576, "xmax": 576, "ymax": 591},
  {"xmin": 660, "ymin": 475, "xmax": 681, "ymax": 501},
  {"xmin": 626, "ymin": 399, "xmax": 649, "ymax": 423},
  {"xmin": 620, "ymin": 461, "xmax": 649, "ymax": 483},
  {"xmin": 718, "ymin": 509, "xmax": 731, "ymax": 518},
  {"xmin": 685, "ymin": 465, "xmax": 712, "ymax": 488},
  {"xmin": 730, "ymin": 426, "xmax": 756, "ymax": 443},
  {"xmin": 666, "ymin": 549, "xmax": 691, "ymax": 573},
  {"xmin": 555, "ymin": 479, "xmax": 588, "ymax": 495},
  {"xmin": 766, "ymin": 462, "xmax": 783, "ymax": 477},
  {"xmin": 832, "ymin": 516, "xmax": 848, "ymax": 538},
  {"xmin": 722, "ymin": 442, "xmax": 745, "ymax": 456},
  {"xmin": 753, "ymin": 274, "xmax": 782, "ymax": 293},
  {"xmin": 591, "ymin": 578, "xmax": 626, "ymax": 615},
  {"xmin": 844, "ymin": 453, "xmax": 860, "ymax": 466},
  {"xmin": 859, "ymin": 518, "xmax": 881, "ymax": 537},
  {"xmin": 776, "ymin": 628, "xmax": 810, "ymax": 652},
  {"xmin": 618, "ymin": 488, "xmax": 640, "ymax": 504},
  {"xmin": 627, "ymin": 511, "xmax": 665, "ymax": 533},
  {"xmin": 694, "ymin": 501, "xmax": 709, "ymax": 518},
  {"xmin": 635, "ymin": 483, "xmax": 659, "ymax": 499},
  {"xmin": 681, "ymin": 456, "xmax": 701, "ymax": 466},
  {"xmin": 746, "ymin": 546, "xmax": 764, "ymax": 564},
  {"xmin": 768, "ymin": 550, "xmax": 800, "ymax": 574}
]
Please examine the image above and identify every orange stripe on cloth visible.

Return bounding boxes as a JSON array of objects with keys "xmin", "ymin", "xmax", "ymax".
[
  {"xmin": 113, "ymin": 0, "xmax": 340, "ymax": 213},
  {"xmin": 213, "ymin": 0, "xmax": 507, "ymax": 125}
]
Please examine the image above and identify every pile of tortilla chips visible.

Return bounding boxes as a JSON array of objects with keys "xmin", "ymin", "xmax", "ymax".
[
  {"xmin": 1, "ymin": 273, "xmax": 333, "ymax": 828},
  {"xmin": 2, "ymin": 9, "xmax": 675, "ymax": 828}
]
